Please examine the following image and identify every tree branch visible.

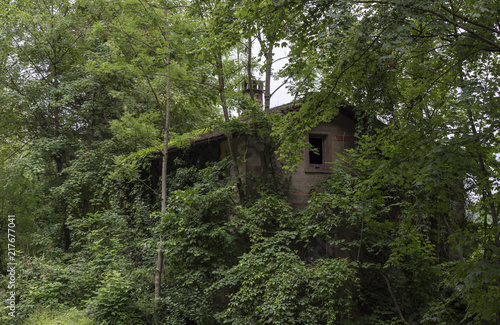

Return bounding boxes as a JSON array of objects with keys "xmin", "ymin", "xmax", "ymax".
[{"xmin": 440, "ymin": 5, "xmax": 500, "ymax": 36}]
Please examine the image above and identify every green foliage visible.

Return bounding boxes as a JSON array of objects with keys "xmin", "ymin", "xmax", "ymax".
[
  {"xmin": 24, "ymin": 307, "xmax": 96, "ymax": 325},
  {"xmin": 230, "ymin": 193, "xmax": 294, "ymax": 242},
  {"xmin": 300, "ymin": 156, "xmax": 444, "ymax": 322},
  {"xmin": 1, "ymin": 0, "xmax": 499, "ymax": 324},
  {"xmin": 437, "ymin": 253, "xmax": 500, "ymax": 324},
  {"xmin": 109, "ymin": 112, "xmax": 162, "ymax": 151},
  {"xmin": 156, "ymin": 161, "xmax": 238, "ymax": 324},
  {"xmin": 0, "ymin": 207, "xmax": 158, "ymax": 323},
  {"xmin": 0, "ymin": 144, "xmax": 40, "ymax": 273},
  {"xmin": 154, "ymin": 163, "xmax": 361, "ymax": 324},
  {"xmin": 85, "ymin": 270, "xmax": 137, "ymax": 324},
  {"xmin": 217, "ymin": 236, "xmax": 357, "ymax": 324},
  {"xmin": 271, "ymin": 0, "xmax": 500, "ymax": 316}
]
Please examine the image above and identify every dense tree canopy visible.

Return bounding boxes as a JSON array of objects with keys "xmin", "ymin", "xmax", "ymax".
[{"xmin": 0, "ymin": 0, "xmax": 499, "ymax": 324}]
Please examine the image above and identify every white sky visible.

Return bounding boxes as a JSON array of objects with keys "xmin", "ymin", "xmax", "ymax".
[{"xmin": 253, "ymin": 43, "xmax": 294, "ymax": 108}]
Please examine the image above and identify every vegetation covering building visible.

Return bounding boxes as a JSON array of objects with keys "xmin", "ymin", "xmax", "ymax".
[
  {"xmin": 0, "ymin": 0, "xmax": 499, "ymax": 324},
  {"xmin": 166, "ymin": 100, "xmax": 358, "ymax": 208}
]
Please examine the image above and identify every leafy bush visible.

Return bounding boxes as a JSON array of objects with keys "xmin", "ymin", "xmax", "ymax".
[
  {"xmin": 216, "ymin": 234, "xmax": 358, "ymax": 324},
  {"xmin": 156, "ymin": 175, "xmax": 239, "ymax": 324},
  {"xmin": 85, "ymin": 270, "xmax": 138, "ymax": 324},
  {"xmin": 0, "ymin": 254, "xmax": 95, "ymax": 324}
]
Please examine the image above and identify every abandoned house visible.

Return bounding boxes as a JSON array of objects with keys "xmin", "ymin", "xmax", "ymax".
[{"xmin": 165, "ymin": 95, "xmax": 358, "ymax": 209}]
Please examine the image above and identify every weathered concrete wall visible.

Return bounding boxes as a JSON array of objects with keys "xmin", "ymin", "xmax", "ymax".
[
  {"xmin": 287, "ymin": 114, "xmax": 356, "ymax": 208},
  {"xmin": 219, "ymin": 113, "xmax": 356, "ymax": 208}
]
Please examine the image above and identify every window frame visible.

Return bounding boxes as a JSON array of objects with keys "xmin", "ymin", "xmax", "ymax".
[{"xmin": 306, "ymin": 133, "xmax": 332, "ymax": 173}]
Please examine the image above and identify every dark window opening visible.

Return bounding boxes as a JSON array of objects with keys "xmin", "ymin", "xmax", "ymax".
[{"xmin": 309, "ymin": 136, "xmax": 324, "ymax": 164}]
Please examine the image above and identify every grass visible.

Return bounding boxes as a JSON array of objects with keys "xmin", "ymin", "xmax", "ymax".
[{"xmin": 24, "ymin": 307, "xmax": 96, "ymax": 325}]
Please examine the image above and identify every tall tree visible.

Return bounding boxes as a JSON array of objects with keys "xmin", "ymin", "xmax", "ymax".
[
  {"xmin": 104, "ymin": 0, "xmax": 223, "ymax": 299},
  {"xmin": 270, "ymin": 0, "xmax": 500, "ymax": 322},
  {"xmin": 0, "ymin": 0, "xmax": 130, "ymax": 250}
]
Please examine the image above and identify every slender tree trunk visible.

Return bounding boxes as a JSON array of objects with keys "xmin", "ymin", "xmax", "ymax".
[
  {"xmin": 256, "ymin": 32, "xmax": 273, "ymax": 113},
  {"xmin": 259, "ymin": 37, "xmax": 274, "ymax": 178},
  {"xmin": 378, "ymin": 270, "xmax": 406, "ymax": 323},
  {"xmin": 155, "ymin": 9, "xmax": 171, "ymax": 301},
  {"xmin": 263, "ymin": 44, "xmax": 273, "ymax": 113},
  {"xmin": 216, "ymin": 52, "xmax": 242, "ymax": 202}
]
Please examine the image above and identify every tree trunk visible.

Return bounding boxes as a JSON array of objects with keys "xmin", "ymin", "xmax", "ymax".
[
  {"xmin": 260, "ymin": 38, "xmax": 274, "ymax": 178},
  {"xmin": 263, "ymin": 44, "xmax": 273, "ymax": 113},
  {"xmin": 155, "ymin": 9, "xmax": 172, "ymax": 301},
  {"xmin": 216, "ymin": 52, "xmax": 242, "ymax": 202}
]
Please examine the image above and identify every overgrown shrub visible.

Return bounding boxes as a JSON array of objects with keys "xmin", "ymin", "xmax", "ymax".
[
  {"xmin": 85, "ymin": 270, "xmax": 138, "ymax": 324},
  {"xmin": 216, "ymin": 234, "xmax": 358, "ymax": 324}
]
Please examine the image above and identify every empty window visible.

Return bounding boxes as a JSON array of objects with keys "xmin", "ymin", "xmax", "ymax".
[{"xmin": 309, "ymin": 136, "xmax": 324, "ymax": 165}]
